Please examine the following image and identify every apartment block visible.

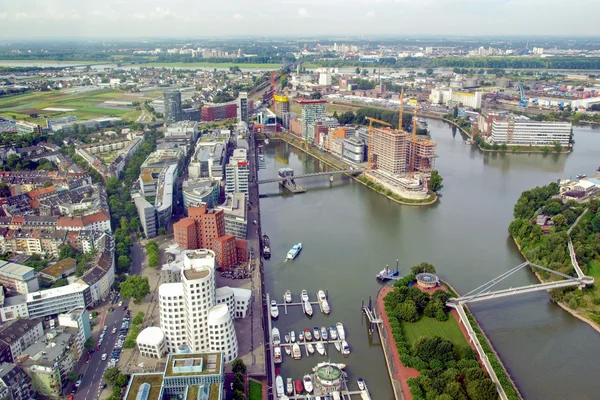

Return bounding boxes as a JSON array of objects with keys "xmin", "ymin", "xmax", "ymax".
[
  {"xmin": 0, "ymin": 363, "xmax": 33, "ymax": 400},
  {"xmin": 298, "ymin": 99, "xmax": 327, "ymax": 142},
  {"xmin": 225, "ymin": 149, "xmax": 249, "ymax": 196},
  {"xmin": 0, "ymin": 262, "xmax": 39, "ymax": 295},
  {"xmin": 0, "ymin": 319, "xmax": 44, "ymax": 363}
]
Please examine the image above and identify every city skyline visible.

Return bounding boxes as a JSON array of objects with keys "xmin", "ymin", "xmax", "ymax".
[{"xmin": 1, "ymin": 0, "xmax": 599, "ymax": 38}]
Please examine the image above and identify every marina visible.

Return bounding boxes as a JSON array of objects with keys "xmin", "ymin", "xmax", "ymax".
[{"xmin": 273, "ymin": 290, "xmax": 333, "ymax": 316}]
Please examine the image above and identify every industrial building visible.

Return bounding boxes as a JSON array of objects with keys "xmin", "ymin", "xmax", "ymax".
[
  {"xmin": 429, "ymin": 88, "xmax": 482, "ymax": 109},
  {"xmin": 490, "ymin": 119, "xmax": 572, "ymax": 147},
  {"xmin": 164, "ymin": 91, "xmax": 183, "ymax": 124}
]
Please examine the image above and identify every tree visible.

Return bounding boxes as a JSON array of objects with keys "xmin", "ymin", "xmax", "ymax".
[
  {"xmin": 85, "ymin": 337, "xmax": 95, "ymax": 349},
  {"xmin": 232, "ymin": 359, "xmax": 247, "ymax": 375},
  {"xmin": 130, "ymin": 218, "xmax": 140, "ymax": 232},
  {"xmin": 120, "ymin": 217, "xmax": 129, "ymax": 232},
  {"xmin": 429, "ymin": 170, "xmax": 443, "ymax": 192},
  {"xmin": 119, "ymin": 275, "xmax": 150, "ymax": 303},
  {"xmin": 51, "ymin": 278, "xmax": 68, "ymax": 288},
  {"xmin": 76, "ymin": 259, "xmax": 88, "ymax": 277},
  {"xmin": 452, "ymin": 105, "xmax": 459, "ymax": 118},
  {"xmin": 543, "ymin": 201, "xmax": 562, "ymax": 215},
  {"xmin": 591, "ymin": 216, "xmax": 600, "ymax": 233},
  {"xmin": 43, "ymin": 180, "xmax": 53, "ymax": 188},
  {"xmin": 424, "ymin": 300, "xmax": 443, "ymax": 318},
  {"xmin": 104, "ymin": 367, "xmax": 128, "ymax": 388},
  {"xmin": 396, "ymin": 300, "xmax": 418, "ymax": 322},
  {"xmin": 158, "ymin": 227, "xmax": 167, "ymax": 236},
  {"xmin": 132, "ymin": 312, "xmax": 145, "ymax": 325},
  {"xmin": 58, "ymin": 244, "xmax": 75, "ymax": 260},
  {"xmin": 0, "ymin": 182, "xmax": 10, "ymax": 197},
  {"xmin": 411, "ymin": 262, "xmax": 436, "ymax": 275},
  {"xmin": 552, "ymin": 214, "xmax": 567, "ymax": 228},
  {"xmin": 355, "ymin": 67, "xmax": 361, "ymax": 74},
  {"xmin": 233, "ymin": 372, "xmax": 245, "ymax": 392},
  {"xmin": 68, "ymin": 371, "xmax": 79, "ymax": 382},
  {"xmin": 118, "ymin": 255, "xmax": 131, "ymax": 271},
  {"xmin": 466, "ymin": 379, "xmax": 497, "ymax": 400}
]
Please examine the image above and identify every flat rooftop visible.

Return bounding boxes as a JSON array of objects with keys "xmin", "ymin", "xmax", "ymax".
[
  {"xmin": 0, "ymin": 261, "xmax": 34, "ymax": 279},
  {"xmin": 183, "ymin": 268, "xmax": 210, "ymax": 281},
  {"xmin": 125, "ymin": 374, "xmax": 163, "ymax": 400},
  {"xmin": 164, "ymin": 352, "xmax": 221, "ymax": 377},
  {"xmin": 40, "ymin": 258, "xmax": 76, "ymax": 278}
]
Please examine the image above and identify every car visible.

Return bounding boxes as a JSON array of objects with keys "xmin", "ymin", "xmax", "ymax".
[
  {"xmin": 118, "ymin": 301, "xmax": 123, "ymax": 307},
  {"xmin": 71, "ymin": 388, "xmax": 77, "ymax": 394},
  {"xmin": 109, "ymin": 307, "xmax": 114, "ymax": 312},
  {"xmin": 112, "ymin": 327, "xmax": 117, "ymax": 334},
  {"xmin": 102, "ymin": 353, "xmax": 107, "ymax": 361},
  {"xmin": 75, "ymin": 380, "xmax": 81, "ymax": 387},
  {"xmin": 123, "ymin": 305, "xmax": 128, "ymax": 311},
  {"xmin": 69, "ymin": 395, "xmax": 74, "ymax": 400}
]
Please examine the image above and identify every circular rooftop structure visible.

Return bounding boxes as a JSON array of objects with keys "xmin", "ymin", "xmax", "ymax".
[
  {"xmin": 136, "ymin": 327, "xmax": 165, "ymax": 347},
  {"xmin": 315, "ymin": 363, "xmax": 343, "ymax": 387},
  {"xmin": 416, "ymin": 273, "xmax": 440, "ymax": 288}
]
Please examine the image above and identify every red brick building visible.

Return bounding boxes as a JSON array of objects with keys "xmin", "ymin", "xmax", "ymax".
[
  {"xmin": 201, "ymin": 102, "xmax": 238, "ymax": 122},
  {"xmin": 173, "ymin": 204, "xmax": 246, "ymax": 269}
]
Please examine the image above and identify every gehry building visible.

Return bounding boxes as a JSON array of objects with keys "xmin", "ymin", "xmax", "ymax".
[{"xmin": 158, "ymin": 249, "xmax": 249, "ymax": 363}]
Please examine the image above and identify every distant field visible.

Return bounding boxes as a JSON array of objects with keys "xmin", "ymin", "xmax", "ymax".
[
  {"xmin": 0, "ymin": 60, "xmax": 96, "ymax": 66},
  {"xmin": 0, "ymin": 88, "xmax": 144, "ymax": 124},
  {"xmin": 402, "ymin": 316, "xmax": 469, "ymax": 348},
  {"xmin": 127, "ymin": 62, "xmax": 280, "ymax": 70}
]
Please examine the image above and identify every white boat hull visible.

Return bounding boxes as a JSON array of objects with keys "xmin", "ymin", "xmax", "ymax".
[
  {"xmin": 316, "ymin": 343, "xmax": 325, "ymax": 355},
  {"xmin": 307, "ymin": 343, "xmax": 315, "ymax": 354}
]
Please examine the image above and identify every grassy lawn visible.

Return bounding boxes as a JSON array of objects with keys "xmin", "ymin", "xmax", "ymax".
[
  {"xmin": 588, "ymin": 260, "xmax": 600, "ymax": 279},
  {"xmin": 248, "ymin": 380, "xmax": 263, "ymax": 400},
  {"xmin": 0, "ymin": 60, "xmax": 96, "ymax": 65},
  {"xmin": 0, "ymin": 88, "xmax": 142, "ymax": 123},
  {"xmin": 127, "ymin": 62, "xmax": 280, "ymax": 69},
  {"xmin": 402, "ymin": 316, "xmax": 469, "ymax": 348}
]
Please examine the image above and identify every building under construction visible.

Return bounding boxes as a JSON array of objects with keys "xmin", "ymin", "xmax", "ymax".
[{"xmin": 370, "ymin": 128, "xmax": 436, "ymax": 175}]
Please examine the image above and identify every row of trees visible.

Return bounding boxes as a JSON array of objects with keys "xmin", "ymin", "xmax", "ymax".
[
  {"xmin": 146, "ymin": 241, "xmax": 159, "ymax": 268},
  {"xmin": 124, "ymin": 312, "xmax": 145, "ymax": 349},
  {"xmin": 383, "ymin": 263, "xmax": 499, "ymax": 400},
  {"xmin": 332, "ymin": 108, "xmax": 417, "ymax": 131},
  {"xmin": 103, "ymin": 367, "xmax": 129, "ymax": 400}
]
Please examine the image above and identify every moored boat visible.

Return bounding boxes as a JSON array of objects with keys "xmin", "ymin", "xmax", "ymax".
[
  {"xmin": 307, "ymin": 343, "xmax": 315, "ymax": 354},
  {"xmin": 316, "ymin": 342, "xmax": 325, "ymax": 355},
  {"xmin": 298, "ymin": 331, "xmax": 304, "ymax": 342},
  {"xmin": 329, "ymin": 326, "xmax": 338, "ymax": 340},
  {"xmin": 342, "ymin": 340, "xmax": 350, "ymax": 355},
  {"xmin": 284, "ymin": 290, "xmax": 292, "ymax": 303},
  {"xmin": 303, "ymin": 374, "xmax": 314, "ymax": 393},
  {"xmin": 321, "ymin": 327, "xmax": 328, "ymax": 341},
  {"xmin": 304, "ymin": 328, "xmax": 312, "ymax": 341},
  {"xmin": 295, "ymin": 379, "xmax": 303, "ymax": 394},
  {"xmin": 334, "ymin": 341, "xmax": 341, "ymax": 352},
  {"xmin": 577, "ymin": 173, "xmax": 587, "ymax": 179},
  {"xmin": 276, "ymin": 376, "xmax": 284, "ymax": 398},
  {"xmin": 270, "ymin": 300, "xmax": 279, "ymax": 319},
  {"xmin": 284, "ymin": 345, "xmax": 291, "ymax": 355},
  {"xmin": 357, "ymin": 378, "xmax": 365, "ymax": 391},
  {"xmin": 290, "ymin": 331, "xmax": 296, "ymax": 343},
  {"xmin": 292, "ymin": 343, "xmax": 301, "ymax": 359},
  {"xmin": 317, "ymin": 290, "xmax": 326, "ymax": 301},
  {"xmin": 274, "ymin": 346, "xmax": 282, "ymax": 364},
  {"xmin": 272, "ymin": 328, "xmax": 281, "ymax": 345},
  {"xmin": 284, "ymin": 333, "xmax": 290, "ymax": 343},
  {"xmin": 301, "ymin": 289, "xmax": 309, "ymax": 302},
  {"xmin": 321, "ymin": 299, "xmax": 331, "ymax": 314},
  {"xmin": 336, "ymin": 322, "xmax": 346, "ymax": 340},
  {"xmin": 313, "ymin": 327, "xmax": 320, "ymax": 340},
  {"xmin": 286, "ymin": 243, "xmax": 303, "ymax": 260},
  {"xmin": 262, "ymin": 234, "xmax": 271, "ymax": 259},
  {"xmin": 286, "ymin": 378, "xmax": 293, "ymax": 395},
  {"xmin": 304, "ymin": 300, "xmax": 313, "ymax": 316}
]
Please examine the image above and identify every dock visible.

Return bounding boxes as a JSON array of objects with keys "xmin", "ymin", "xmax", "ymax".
[
  {"xmin": 276, "ymin": 290, "xmax": 331, "ymax": 315},
  {"xmin": 280, "ymin": 177, "xmax": 306, "ymax": 193}
]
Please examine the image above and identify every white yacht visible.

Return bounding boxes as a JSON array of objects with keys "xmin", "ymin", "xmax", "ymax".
[
  {"xmin": 284, "ymin": 345, "xmax": 291, "ymax": 355},
  {"xmin": 316, "ymin": 342, "xmax": 325, "ymax": 355},
  {"xmin": 275, "ymin": 376, "xmax": 284, "ymax": 398},
  {"xmin": 290, "ymin": 331, "xmax": 296, "ymax": 343},
  {"xmin": 321, "ymin": 299, "xmax": 330, "ymax": 314},
  {"xmin": 317, "ymin": 290, "xmax": 326, "ymax": 301},
  {"xmin": 357, "ymin": 378, "xmax": 365, "ymax": 391},
  {"xmin": 285, "ymin": 290, "xmax": 292, "ymax": 303},
  {"xmin": 303, "ymin": 375, "xmax": 314, "ymax": 393},
  {"xmin": 286, "ymin": 378, "xmax": 293, "ymax": 395},
  {"xmin": 286, "ymin": 243, "xmax": 303, "ymax": 260},
  {"xmin": 274, "ymin": 346, "xmax": 282, "ymax": 364},
  {"xmin": 329, "ymin": 326, "xmax": 338, "ymax": 340},
  {"xmin": 341, "ymin": 340, "xmax": 350, "ymax": 355},
  {"xmin": 307, "ymin": 343, "xmax": 315, "ymax": 354},
  {"xmin": 334, "ymin": 341, "xmax": 341, "ymax": 352},
  {"xmin": 336, "ymin": 322, "xmax": 346, "ymax": 340},
  {"xmin": 304, "ymin": 300, "xmax": 313, "ymax": 316},
  {"xmin": 272, "ymin": 328, "xmax": 281, "ymax": 346},
  {"xmin": 270, "ymin": 300, "xmax": 279, "ymax": 319},
  {"xmin": 292, "ymin": 343, "xmax": 302, "ymax": 360},
  {"xmin": 301, "ymin": 289, "xmax": 309, "ymax": 302}
]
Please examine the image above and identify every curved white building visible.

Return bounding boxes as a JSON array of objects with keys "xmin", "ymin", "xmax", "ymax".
[
  {"xmin": 207, "ymin": 303, "xmax": 238, "ymax": 363},
  {"xmin": 215, "ymin": 287, "xmax": 235, "ymax": 321},
  {"xmin": 136, "ymin": 327, "xmax": 167, "ymax": 359},
  {"xmin": 159, "ymin": 282, "xmax": 185, "ymax": 353}
]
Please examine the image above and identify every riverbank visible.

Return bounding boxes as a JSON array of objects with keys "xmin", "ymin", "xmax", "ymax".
[
  {"xmin": 511, "ymin": 237, "xmax": 600, "ymax": 334},
  {"xmin": 268, "ymin": 131, "xmax": 438, "ymax": 206},
  {"xmin": 377, "ymin": 280, "xmax": 522, "ymax": 400}
]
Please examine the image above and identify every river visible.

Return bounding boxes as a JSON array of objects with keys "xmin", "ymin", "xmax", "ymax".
[{"xmin": 259, "ymin": 120, "xmax": 600, "ymax": 400}]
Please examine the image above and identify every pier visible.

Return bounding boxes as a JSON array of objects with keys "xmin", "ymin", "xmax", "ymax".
[{"xmin": 280, "ymin": 176, "xmax": 306, "ymax": 193}]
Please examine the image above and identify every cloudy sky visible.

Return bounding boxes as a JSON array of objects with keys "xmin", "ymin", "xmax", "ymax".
[{"xmin": 0, "ymin": 0, "xmax": 598, "ymax": 38}]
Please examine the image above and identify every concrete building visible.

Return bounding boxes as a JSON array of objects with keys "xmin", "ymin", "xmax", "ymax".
[
  {"xmin": 371, "ymin": 127, "xmax": 411, "ymax": 174},
  {"xmin": 0, "ymin": 363, "xmax": 33, "ymax": 400},
  {"xmin": 26, "ymin": 283, "xmax": 90, "ymax": 319},
  {"xmin": 164, "ymin": 91, "xmax": 183, "ymax": 125},
  {"xmin": 0, "ymin": 261, "xmax": 39, "ymax": 295},
  {"xmin": 429, "ymin": 88, "xmax": 482, "ymax": 109},
  {"xmin": 237, "ymin": 92, "xmax": 248, "ymax": 124},
  {"xmin": 158, "ymin": 250, "xmax": 239, "ymax": 362},
  {"xmin": 298, "ymin": 99, "xmax": 327, "ymax": 142},
  {"xmin": 274, "ymin": 94, "xmax": 291, "ymax": 125},
  {"xmin": 217, "ymin": 193, "xmax": 247, "ymax": 239},
  {"xmin": 225, "ymin": 149, "xmax": 249, "ymax": 196},
  {"xmin": 182, "ymin": 178, "xmax": 220, "ymax": 212},
  {"xmin": 133, "ymin": 194, "xmax": 157, "ymax": 239},
  {"xmin": 188, "ymin": 140, "xmax": 227, "ymax": 180},
  {"xmin": 491, "ymin": 120, "xmax": 572, "ymax": 147},
  {"xmin": 0, "ymin": 319, "xmax": 44, "ymax": 363},
  {"xmin": 201, "ymin": 102, "xmax": 237, "ymax": 122},
  {"xmin": 139, "ymin": 148, "xmax": 183, "ymax": 198},
  {"xmin": 319, "ymin": 72, "xmax": 332, "ymax": 86},
  {"xmin": 136, "ymin": 327, "xmax": 167, "ymax": 359},
  {"xmin": 215, "ymin": 286, "xmax": 251, "ymax": 319},
  {"xmin": 165, "ymin": 120, "xmax": 199, "ymax": 142},
  {"xmin": 57, "ymin": 307, "xmax": 91, "ymax": 358},
  {"xmin": 342, "ymin": 135, "xmax": 365, "ymax": 163}
]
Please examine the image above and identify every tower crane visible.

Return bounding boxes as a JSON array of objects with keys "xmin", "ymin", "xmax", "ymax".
[
  {"xmin": 366, "ymin": 117, "xmax": 392, "ymax": 170},
  {"xmin": 398, "ymin": 88, "xmax": 405, "ymax": 131}
]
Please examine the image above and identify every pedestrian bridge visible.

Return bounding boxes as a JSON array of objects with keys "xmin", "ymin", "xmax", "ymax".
[{"xmin": 258, "ymin": 168, "xmax": 363, "ymax": 184}]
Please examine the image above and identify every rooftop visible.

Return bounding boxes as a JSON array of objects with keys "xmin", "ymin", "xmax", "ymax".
[
  {"xmin": 164, "ymin": 352, "xmax": 222, "ymax": 377},
  {"xmin": 183, "ymin": 267, "xmax": 211, "ymax": 281},
  {"xmin": 125, "ymin": 374, "xmax": 163, "ymax": 400},
  {"xmin": 40, "ymin": 258, "xmax": 76, "ymax": 278},
  {"xmin": 137, "ymin": 327, "xmax": 165, "ymax": 347},
  {"xmin": 26, "ymin": 282, "xmax": 88, "ymax": 302},
  {"xmin": 0, "ymin": 261, "xmax": 34, "ymax": 279}
]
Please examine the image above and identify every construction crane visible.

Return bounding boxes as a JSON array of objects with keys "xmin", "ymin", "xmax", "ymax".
[
  {"xmin": 518, "ymin": 84, "xmax": 528, "ymax": 107},
  {"xmin": 409, "ymin": 106, "xmax": 419, "ymax": 173},
  {"xmin": 366, "ymin": 117, "xmax": 392, "ymax": 170},
  {"xmin": 398, "ymin": 88, "xmax": 405, "ymax": 131}
]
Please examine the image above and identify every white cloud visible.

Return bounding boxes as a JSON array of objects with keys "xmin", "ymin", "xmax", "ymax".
[
  {"xmin": 0, "ymin": 12, "xmax": 7, "ymax": 20},
  {"xmin": 366, "ymin": 11, "xmax": 376, "ymax": 18},
  {"xmin": 297, "ymin": 8, "xmax": 308, "ymax": 18},
  {"xmin": 233, "ymin": 13, "xmax": 244, "ymax": 20}
]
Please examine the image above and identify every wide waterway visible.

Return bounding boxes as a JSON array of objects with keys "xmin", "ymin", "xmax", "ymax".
[{"xmin": 259, "ymin": 120, "xmax": 600, "ymax": 400}]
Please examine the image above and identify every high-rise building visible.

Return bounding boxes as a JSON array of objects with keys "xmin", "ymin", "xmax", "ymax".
[
  {"xmin": 371, "ymin": 127, "xmax": 411, "ymax": 174},
  {"xmin": 297, "ymin": 99, "xmax": 327, "ymax": 143},
  {"xmin": 237, "ymin": 92, "xmax": 248, "ymax": 124},
  {"xmin": 164, "ymin": 91, "xmax": 183, "ymax": 124},
  {"xmin": 225, "ymin": 149, "xmax": 249, "ymax": 196},
  {"xmin": 274, "ymin": 95, "xmax": 290, "ymax": 125},
  {"xmin": 158, "ymin": 250, "xmax": 239, "ymax": 362}
]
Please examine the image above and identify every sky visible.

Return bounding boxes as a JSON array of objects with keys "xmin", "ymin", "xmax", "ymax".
[{"xmin": 0, "ymin": 0, "xmax": 599, "ymax": 39}]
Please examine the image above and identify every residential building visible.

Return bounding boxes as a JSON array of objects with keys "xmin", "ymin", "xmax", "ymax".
[
  {"xmin": 0, "ymin": 363, "xmax": 33, "ymax": 400},
  {"xmin": 491, "ymin": 120, "xmax": 572, "ymax": 146},
  {"xmin": 122, "ymin": 352, "xmax": 223, "ymax": 400},
  {"xmin": 0, "ymin": 261, "xmax": 39, "ymax": 295},
  {"xmin": 136, "ymin": 327, "xmax": 167, "ymax": 359},
  {"xmin": 298, "ymin": 99, "xmax": 327, "ymax": 142},
  {"xmin": 225, "ymin": 149, "xmax": 249, "ymax": 196},
  {"xmin": 164, "ymin": 91, "xmax": 183, "ymax": 125},
  {"xmin": 57, "ymin": 307, "xmax": 91, "ymax": 358},
  {"xmin": 0, "ymin": 319, "xmax": 44, "ymax": 363},
  {"xmin": 75, "ymin": 137, "xmax": 142, "ymax": 179},
  {"xmin": 217, "ymin": 193, "xmax": 247, "ymax": 239},
  {"xmin": 213, "ymin": 235, "xmax": 247, "ymax": 271},
  {"xmin": 237, "ymin": 92, "xmax": 248, "ymax": 124},
  {"xmin": 50, "ymin": 117, "xmax": 122, "ymax": 133}
]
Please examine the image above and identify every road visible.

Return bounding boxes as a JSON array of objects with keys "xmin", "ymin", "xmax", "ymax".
[{"xmin": 74, "ymin": 237, "xmax": 144, "ymax": 399}]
